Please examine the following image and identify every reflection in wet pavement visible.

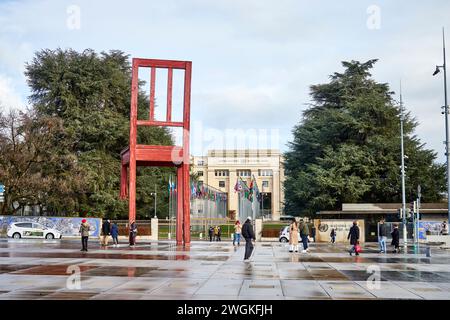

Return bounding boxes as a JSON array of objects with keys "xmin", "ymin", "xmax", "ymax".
[{"xmin": 0, "ymin": 239, "xmax": 449, "ymax": 299}]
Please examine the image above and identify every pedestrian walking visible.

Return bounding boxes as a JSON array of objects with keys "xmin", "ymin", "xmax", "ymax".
[
  {"xmin": 101, "ymin": 219, "xmax": 111, "ymax": 246},
  {"xmin": 111, "ymin": 221, "xmax": 119, "ymax": 247},
  {"xmin": 299, "ymin": 219, "xmax": 310, "ymax": 253},
  {"xmin": 330, "ymin": 228, "xmax": 336, "ymax": 244},
  {"xmin": 378, "ymin": 218, "xmax": 387, "ymax": 253},
  {"xmin": 129, "ymin": 220, "xmax": 137, "ymax": 246},
  {"xmin": 79, "ymin": 219, "xmax": 91, "ymax": 252},
  {"xmin": 289, "ymin": 218, "xmax": 299, "ymax": 253},
  {"xmin": 233, "ymin": 221, "xmax": 242, "ymax": 246},
  {"xmin": 208, "ymin": 226, "xmax": 214, "ymax": 242},
  {"xmin": 441, "ymin": 221, "xmax": 449, "ymax": 235},
  {"xmin": 348, "ymin": 221, "xmax": 360, "ymax": 256},
  {"xmin": 242, "ymin": 217, "xmax": 256, "ymax": 261},
  {"xmin": 391, "ymin": 223, "xmax": 400, "ymax": 253},
  {"xmin": 311, "ymin": 226, "xmax": 316, "ymax": 242}
]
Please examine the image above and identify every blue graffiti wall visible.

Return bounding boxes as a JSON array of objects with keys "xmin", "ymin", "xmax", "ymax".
[{"xmin": 0, "ymin": 216, "xmax": 101, "ymax": 238}]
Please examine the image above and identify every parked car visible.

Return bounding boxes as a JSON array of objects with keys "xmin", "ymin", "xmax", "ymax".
[
  {"xmin": 279, "ymin": 225, "xmax": 313, "ymax": 243},
  {"xmin": 279, "ymin": 225, "xmax": 299, "ymax": 243},
  {"xmin": 7, "ymin": 222, "xmax": 62, "ymax": 239}
]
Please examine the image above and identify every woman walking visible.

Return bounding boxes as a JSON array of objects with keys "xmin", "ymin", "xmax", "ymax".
[
  {"xmin": 289, "ymin": 218, "xmax": 299, "ymax": 253},
  {"xmin": 347, "ymin": 221, "xmax": 360, "ymax": 256},
  {"xmin": 233, "ymin": 221, "xmax": 242, "ymax": 246}
]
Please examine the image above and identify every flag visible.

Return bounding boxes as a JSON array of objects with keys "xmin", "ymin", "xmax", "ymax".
[{"xmin": 234, "ymin": 179, "xmax": 242, "ymax": 193}]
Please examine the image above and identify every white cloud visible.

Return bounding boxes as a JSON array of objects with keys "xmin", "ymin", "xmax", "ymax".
[{"xmin": 0, "ymin": 74, "xmax": 24, "ymax": 110}]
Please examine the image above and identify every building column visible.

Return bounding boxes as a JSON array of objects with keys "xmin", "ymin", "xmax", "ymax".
[
  {"xmin": 229, "ymin": 169, "xmax": 238, "ymax": 220},
  {"xmin": 272, "ymin": 170, "xmax": 281, "ymax": 221}
]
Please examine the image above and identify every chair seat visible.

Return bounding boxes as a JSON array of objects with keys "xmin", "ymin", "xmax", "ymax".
[{"xmin": 121, "ymin": 145, "xmax": 184, "ymax": 167}]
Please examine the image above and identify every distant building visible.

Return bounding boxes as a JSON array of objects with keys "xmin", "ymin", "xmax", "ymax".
[{"xmin": 191, "ymin": 149, "xmax": 284, "ymax": 221}]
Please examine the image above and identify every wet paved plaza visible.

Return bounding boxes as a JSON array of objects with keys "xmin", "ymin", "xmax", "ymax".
[{"xmin": 0, "ymin": 239, "xmax": 449, "ymax": 300}]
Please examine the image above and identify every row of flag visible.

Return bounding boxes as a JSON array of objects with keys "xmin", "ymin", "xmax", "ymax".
[
  {"xmin": 234, "ymin": 175, "xmax": 262, "ymax": 202},
  {"xmin": 167, "ymin": 176, "xmax": 227, "ymax": 202}
]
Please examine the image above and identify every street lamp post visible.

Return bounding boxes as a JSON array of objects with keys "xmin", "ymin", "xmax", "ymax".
[
  {"xmin": 400, "ymin": 85, "xmax": 408, "ymax": 247},
  {"xmin": 150, "ymin": 184, "xmax": 157, "ymax": 219},
  {"xmin": 433, "ymin": 28, "xmax": 450, "ymax": 225}
]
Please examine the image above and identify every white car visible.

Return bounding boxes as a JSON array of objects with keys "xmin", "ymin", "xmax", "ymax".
[
  {"xmin": 279, "ymin": 226, "xmax": 311, "ymax": 243},
  {"xmin": 7, "ymin": 222, "xmax": 62, "ymax": 239}
]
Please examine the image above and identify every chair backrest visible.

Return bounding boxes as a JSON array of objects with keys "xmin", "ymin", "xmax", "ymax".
[{"xmin": 129, "ymin": 58, "xmax": 192, "ymax": 163}]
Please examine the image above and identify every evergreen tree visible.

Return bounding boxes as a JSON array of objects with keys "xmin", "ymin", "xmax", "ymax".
[
  {"xmin": 24, "ymin": 48, "xmax": 174, "ymax": 218},
  {"xmin": 284, "ymin": 60, "xmax": 445, "ymax": 216}
]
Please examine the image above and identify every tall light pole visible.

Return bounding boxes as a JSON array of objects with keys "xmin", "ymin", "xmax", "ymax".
[
  {"xmin": 400, "ymin": 84, "xmax": 408, "ymax": 247},
  {"xmin": 433, "ymin": 27, "xmax": 450, "ymax": 225},
  {"xmin": 150, "ymin": 184, "xmax": 157, "ymax": 219}
]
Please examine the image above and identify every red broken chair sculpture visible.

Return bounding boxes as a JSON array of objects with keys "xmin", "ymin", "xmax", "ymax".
[{"xmin": 120, "ymin": 58, "xmax": 191, "ymax": 246}]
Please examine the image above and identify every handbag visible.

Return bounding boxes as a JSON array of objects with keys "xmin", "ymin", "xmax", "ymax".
[{"xmin": 355, "ymin": 244, "xmax": 362, "ymax": 253}]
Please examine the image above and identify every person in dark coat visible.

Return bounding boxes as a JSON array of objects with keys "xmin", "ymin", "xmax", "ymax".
[
  {"xmin": 311, "ymin": 226, "xmax": 316, "ymax": 242},
  {"xmin": 347, "ymin": 221, "xmax": 360, "ymax": 256},
  {"xmin": 391, "ymin": 223, "xmax": 400, "ymax": 253},
  {"xmin": 242, "ymin": 217, "xmax": 256, "ymax": 261},
  {"xmin": 208, "ymin": 226, "xmax": 214, "ymax": 242},
  {"xmin": 111, "ymin": 222, "xmax": 119, "ymax": 247},
  {"xmin": 101, "ymin": 219, "xmax": 111, "ymax": 246},
  {"xmin": 129, "ymin": 221, "xmax": 137, "ymax": 246},
  {"xmin": 330, "ymin": 228, "xmax": 336, "ymax": 244}
]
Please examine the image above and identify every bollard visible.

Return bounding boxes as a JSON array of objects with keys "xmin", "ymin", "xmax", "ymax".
[
  {"xmin": 425, "ymin": 246, "xmax": 431, "ymax": 257},
  {"xmin": 199, "ymin": 232, "xmax": 203, "ymax": 240}
]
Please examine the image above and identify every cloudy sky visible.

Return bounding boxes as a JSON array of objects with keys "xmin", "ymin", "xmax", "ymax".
[{"xmin": 1, "ymin": 0, "xmax": 450, "ymax": 161}]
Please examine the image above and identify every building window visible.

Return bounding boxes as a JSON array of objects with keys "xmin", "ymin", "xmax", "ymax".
[
  {"xmin": 237, "ymin": 170, "xmax": 251, "ymax": 177},
  {"xmin": 215, "ymin": 170, "xmax": 229, "ymax": 177},
  {"xmin": 219, "ymin": 181, "xmax": 225, "ymax": 188},
  {"xmin": 262, "ymin": 181, "xmax": 269, "ymax": 188},
  {"xmin": 197, "ymin": 171, "xmax": 204, "ymax": 176},
  {"xmin": 198, "ymin": 180, "xmax": 203, "ymax": 185},
  {"xmin": 197, "ymin": 160, "xmax": 205, "ymax": 166},
  {"xmin": 258, "ymin": 169, "xmax": 273, "ymax": 176}
]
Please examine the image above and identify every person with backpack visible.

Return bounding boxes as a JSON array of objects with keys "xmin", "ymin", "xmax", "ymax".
[
  {"xmin": 79, "ymin": 219, "xmax": 91, "ymax": 252},
  {"xmin": 242, "ymin": 217, "xmax": 256, "ymax": 261},
  {"xmin": 299, "ymin": 219, "xmax": 310, "ymax": 253},
  {"xmin": 111, "ymin": 221, "xmax": 119, "ymax": 247},
  {"xmin": 348, "ymin": 221, "xmax": 360, "ymax": 256},
  {"xmin": 391, "ymin": 223, "xmax": 400, "ymax": 253},
  {"xmin": 378, "ymin": 218, "xmax": 387, "ymax": 253}
]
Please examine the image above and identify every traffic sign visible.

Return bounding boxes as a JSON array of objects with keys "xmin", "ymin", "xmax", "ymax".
[{"xmin": 0, "ymin": 184, "xmax": 4, "ymax": 193}]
